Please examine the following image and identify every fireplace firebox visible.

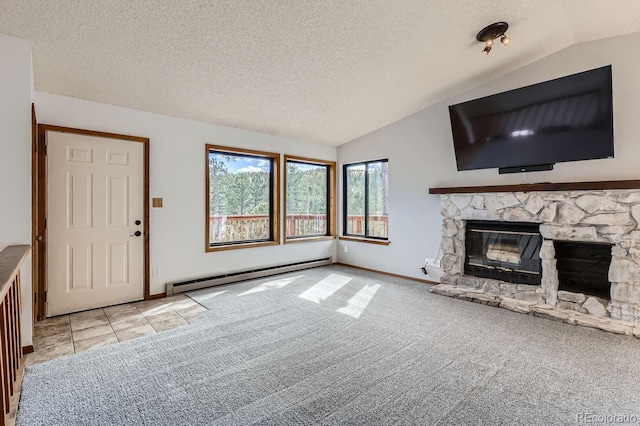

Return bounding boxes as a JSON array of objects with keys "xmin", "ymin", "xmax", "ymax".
[
  {"xmin": 464, "ymin": 221, "xmax": 542, "ymax": 285},
  {"xmin": 554, "ymin": 241, "xmax": 612, "ymax": 300}
]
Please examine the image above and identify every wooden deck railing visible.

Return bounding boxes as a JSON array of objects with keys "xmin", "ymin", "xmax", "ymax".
[
  {"xmin": 209, "ymin": 214, "xmax": 389, "ymax": 240},
  {"xmin": 345, "ymin": 214, "xmax": 389, "ymax": 238},
  {"xmin": 210, "ymin": 214, "xmax": 271, "ymax": 242},
  {"xmin": 0, "ymin": 245, "xmax": 29, "ymax": 425},
  {"xmin": 285, "ymin": 214, "xmax": 327, "ymax": 237}
]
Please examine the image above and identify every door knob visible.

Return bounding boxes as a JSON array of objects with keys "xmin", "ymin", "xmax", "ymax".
[
  {"xmin": 135, "ymin": 220, "xmax": 141, "ymax": 225},
  {"xmin": 130, "ymin": 231, "xmax": 142, "ymax": 237}
]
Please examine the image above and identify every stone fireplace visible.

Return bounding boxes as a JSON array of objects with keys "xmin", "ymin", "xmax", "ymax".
[{"xmin": 431, "ymin": 184, "xmax": 640, "ymax": 336}]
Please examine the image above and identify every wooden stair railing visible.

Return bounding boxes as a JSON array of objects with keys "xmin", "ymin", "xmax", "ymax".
[{"xmin": 0, "ymin": 245, "xmax": 30, "ymax": 426}]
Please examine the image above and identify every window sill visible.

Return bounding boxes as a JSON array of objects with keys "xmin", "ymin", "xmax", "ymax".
[
  {"xmin": 339, "ymin": 236, "xmax": 390, "ymax": 246},
  {"xmin": 284, "ymin": 235, "xmax": 336, "ymax": 244},
  {"xmin": 206, "ymin": 240, "xmax": 280, "ymax": 252}
]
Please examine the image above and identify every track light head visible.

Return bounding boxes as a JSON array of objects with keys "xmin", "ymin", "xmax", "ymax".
[{"xmin": 476, "ymin": 22, "xmax": 510, "ymax": 55}]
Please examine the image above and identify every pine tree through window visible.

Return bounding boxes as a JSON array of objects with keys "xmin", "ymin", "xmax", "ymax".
[
  {"xmin": 285, "ymin": 156, "xmax": 336, "ymax": 240},
  {"xmin": 206, "ymin": 145, "xmax": 280, "ymax": 251},
  {"xmin": 343, "ymin": 159, "xmax": 389, "ymax": 240}
]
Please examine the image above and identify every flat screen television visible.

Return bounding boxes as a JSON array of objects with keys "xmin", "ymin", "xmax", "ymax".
[{"xmin": 448, "ymin": 65, "xmax": 614, "ymax": 174}]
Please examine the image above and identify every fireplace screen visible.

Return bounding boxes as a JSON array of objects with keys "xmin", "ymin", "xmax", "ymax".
[{"xmin": 465, "ymin": 221, "xmax": 542, "ymax": 285}]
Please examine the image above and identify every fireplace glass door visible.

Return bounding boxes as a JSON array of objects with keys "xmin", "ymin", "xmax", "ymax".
[{"xmin": 465, "ymin": 221, "xmax": 542, "ymax": 285}]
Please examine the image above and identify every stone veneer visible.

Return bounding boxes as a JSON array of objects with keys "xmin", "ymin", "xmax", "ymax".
[{"xmin": 435, "ymin": 189, "xmax": 640, "ymax": 328}]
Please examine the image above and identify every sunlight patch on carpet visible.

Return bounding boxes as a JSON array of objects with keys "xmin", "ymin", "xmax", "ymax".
[
  {"xmin": 298, "ymin": 273, "xmax": 351, "ymax": 303},
  {"xmin": 337, "ymin": 283, "xmax": 381, "ymax": 318},
  {"xmin": 238, "ymin": 275, "xmax": 301, "ymax": 296},
  {"xmin": 194, "ymin": 289, "xmax": 228, "ymax": 302}
]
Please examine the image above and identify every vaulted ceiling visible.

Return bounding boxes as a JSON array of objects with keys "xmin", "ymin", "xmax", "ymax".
[{"xmin": 1, "ymin": 1, "xmax": 639, "ymax": 146}]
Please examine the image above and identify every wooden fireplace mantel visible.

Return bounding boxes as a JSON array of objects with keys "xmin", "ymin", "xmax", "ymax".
[{"xmin": 428, "ymin": 180, "xmax": 640, "ymax": 195}]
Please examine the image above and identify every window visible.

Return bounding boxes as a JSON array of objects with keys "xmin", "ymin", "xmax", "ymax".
[
  {"xmin": 206, "ymin": 145, "xmax": 280, "ymax": 251},
  {"xmin": 284, "ymin": 156, "xmax": 336, "ymax": 241},
  {"xmin": 343, "ymin": 159, "xmax": 389, "ymax": 240}
]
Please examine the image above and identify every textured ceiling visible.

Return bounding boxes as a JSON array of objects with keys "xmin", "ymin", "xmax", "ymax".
[{"xmin": 1, "ymin": 1, "xmax": 639, "ymax": 146}]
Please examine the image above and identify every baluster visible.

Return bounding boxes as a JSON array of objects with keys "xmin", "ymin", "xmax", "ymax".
[
  {"xmin": 232, "ymin": 218, "xmax": 237, "ymax": 241},
  {"xmin": 6, "ymin": 290, "xmax": 14, "ymax": 391},
  {"xmin": 0, "ymin": 342, "xmax": 5, "ymax": 424},
  {"xmin": 232, "ymin": 218, "xmax": 237, "ymax": 240},
  {"xmin": 287, "ymin": 216, "xmax": 291, "ymax": 237},
  {"xmin": 0, "ymin": 302, "xmax": 9, "ymax": 413},
  {"xmin": 4, "ymin": 293, "xmax": 13, "ymax": 395},
  {"xmin": 14, "ymin": 275, "xmax": 21, "ymax": 366}
]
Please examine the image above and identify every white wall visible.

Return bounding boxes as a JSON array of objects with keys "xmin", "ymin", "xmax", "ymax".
[
  {"xmin": 337, "ymin": 31, "xmax": 640, "ymax": 281},
  {"xmin": 35, "ymin": 92, "xmax": 337, "ymax": 295},
  {"xmin": 0, "ymin": 34, "xmax": 33, "ymax": 345}
]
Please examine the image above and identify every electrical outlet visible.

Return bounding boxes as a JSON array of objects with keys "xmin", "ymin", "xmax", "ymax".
[
  {"xmin": 152, "ymin": 267, "xmax": 161, "ymax": 277},
  {"xmin": 343, "ymin": 245, "xmax": 348, "ymax": 253},
  {"xmin": 425, "ymin": 258, "xmax": 441, "ymax": 268}
]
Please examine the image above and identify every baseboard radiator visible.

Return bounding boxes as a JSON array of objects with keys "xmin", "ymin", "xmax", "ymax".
[{"xmin": 165, "ymin": 257, "xmax": 332, "ymax": 296}]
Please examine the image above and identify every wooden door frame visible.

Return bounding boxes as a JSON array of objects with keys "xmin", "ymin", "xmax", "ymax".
[
  {"xmin": 34, "ymin": 124, "xmax": 151, "ymax": 319},
  {"xmin": 31, "ymin": 104, "xmax": 39, "ymax": 323}
]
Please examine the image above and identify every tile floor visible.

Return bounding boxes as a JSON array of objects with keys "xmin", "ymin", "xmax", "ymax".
[{"xmin": 28, "ymin": 294, "xmax": 208, "ymax": 366}]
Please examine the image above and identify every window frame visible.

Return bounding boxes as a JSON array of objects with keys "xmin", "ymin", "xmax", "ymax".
[
  {"xmin": 341, "ymin": 159, "xmax": 389, "ymax": 243},
  {"xmin": 205, "ymin": 144, "xmax": 280, "ymax": 252},
  {"xmin": 283, "ymin": 155, "xmax": 336, "ymax": 243}
]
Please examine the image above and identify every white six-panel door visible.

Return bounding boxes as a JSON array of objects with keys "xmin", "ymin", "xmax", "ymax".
[{"xmin": 47, "ymin": 131, "xmax": 145, "ymax": 316}]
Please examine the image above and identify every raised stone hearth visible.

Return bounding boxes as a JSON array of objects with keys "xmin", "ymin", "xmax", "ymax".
[{"xmin": 432, "ymin": 188, "xmax": 640, "ymax": 337}]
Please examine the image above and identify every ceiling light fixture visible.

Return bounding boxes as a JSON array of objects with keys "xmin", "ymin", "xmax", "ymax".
[{"xmin": 476, "ymin": 22, "xmax": 510, "ymax": 55}]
